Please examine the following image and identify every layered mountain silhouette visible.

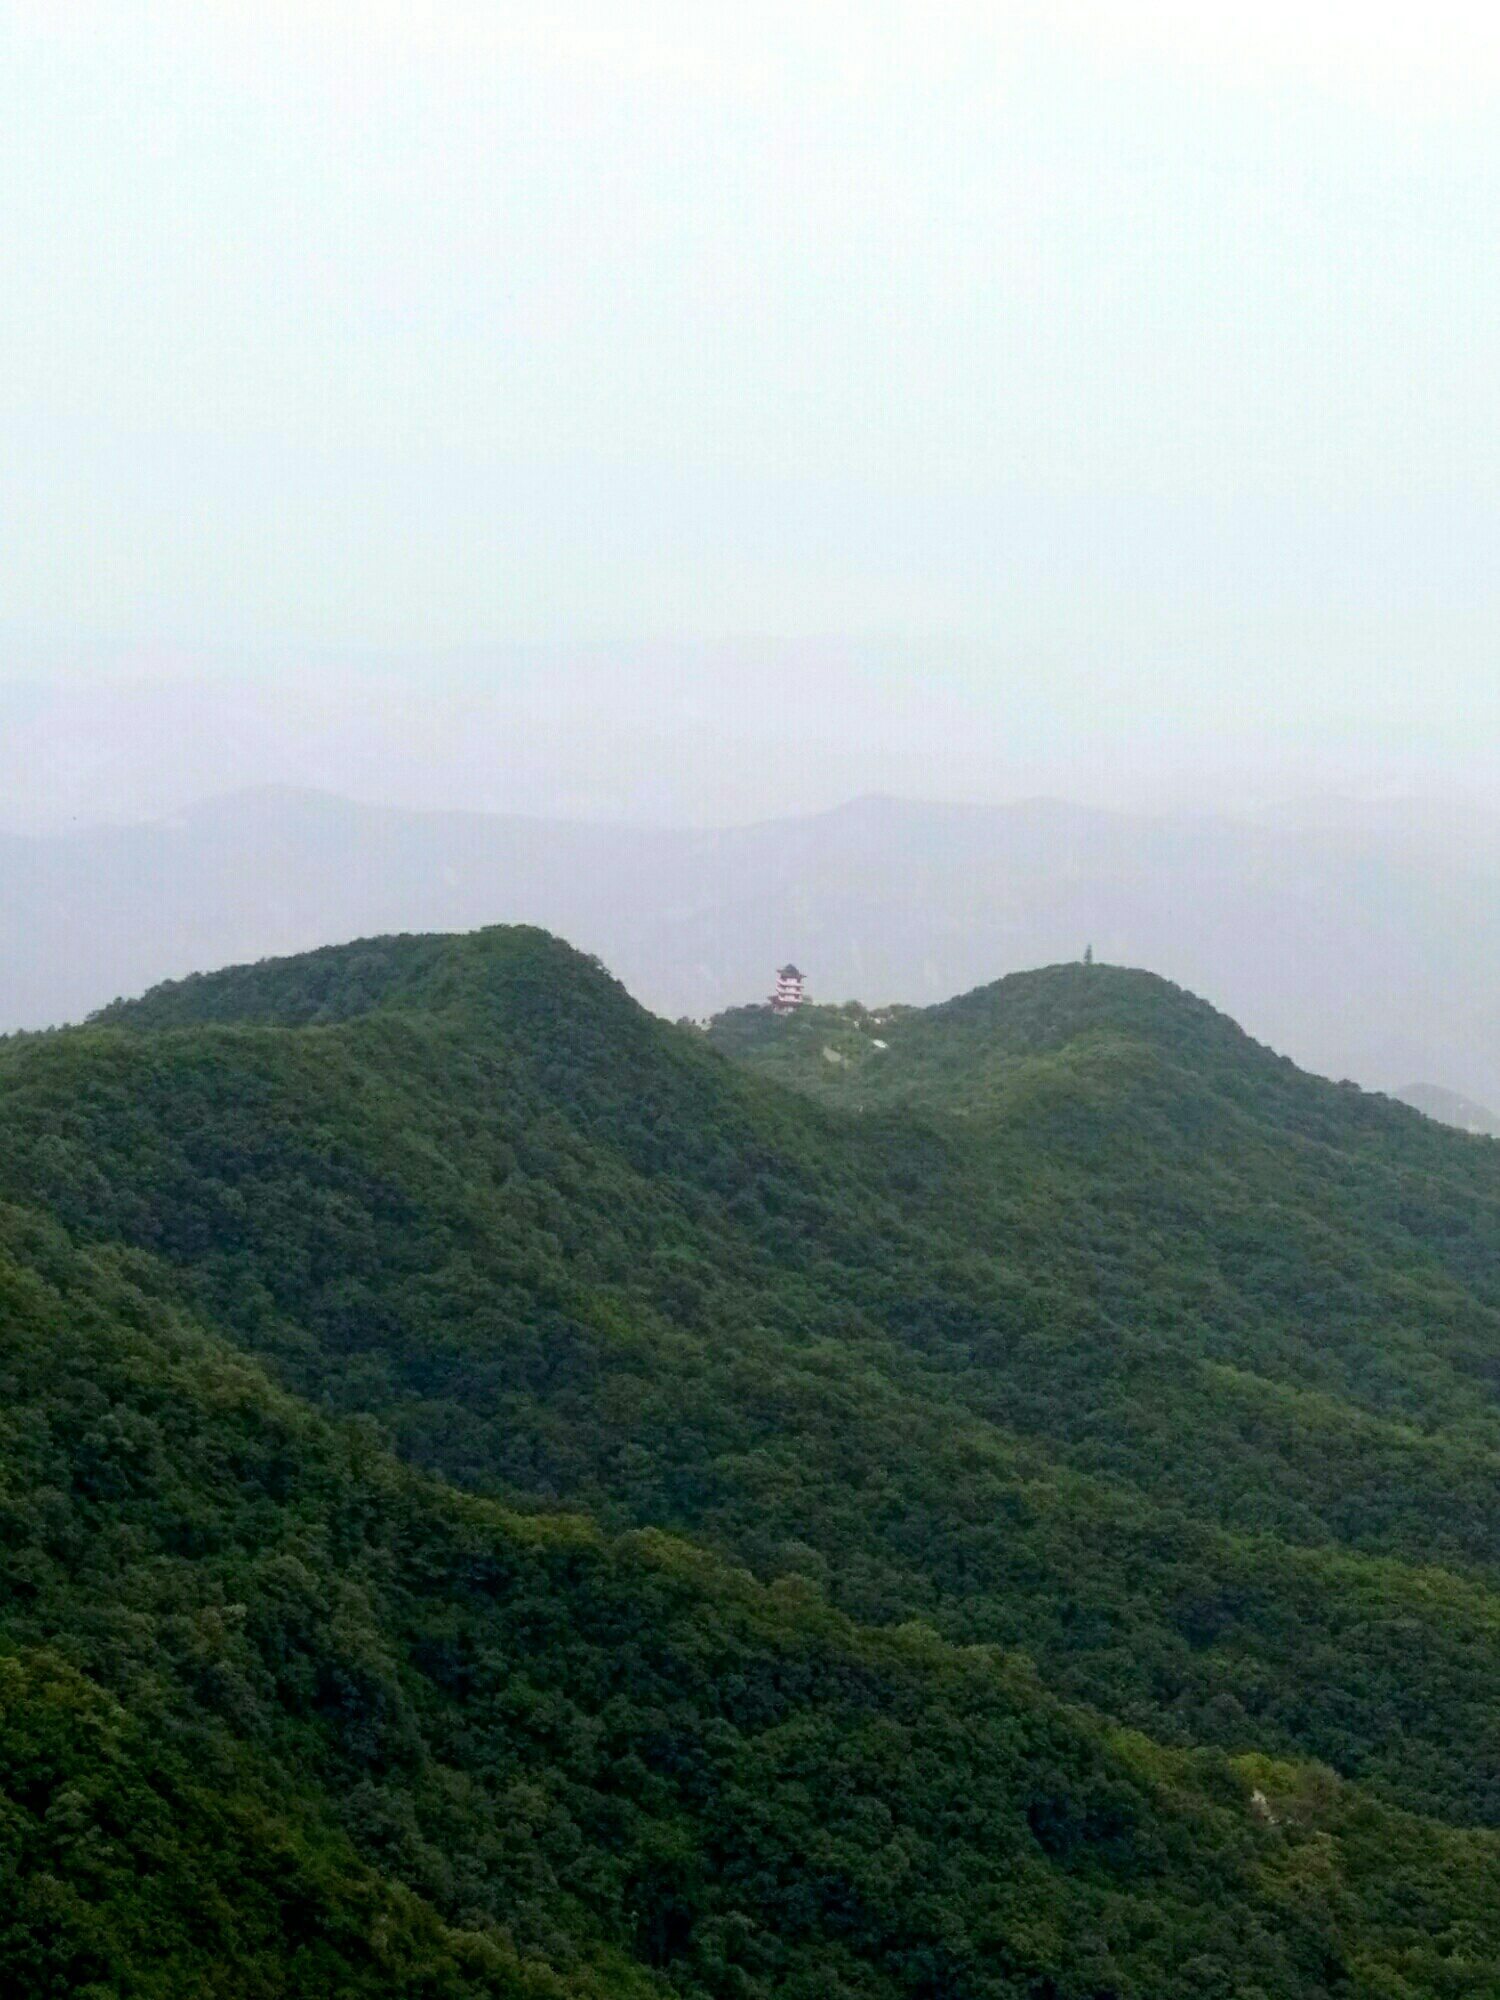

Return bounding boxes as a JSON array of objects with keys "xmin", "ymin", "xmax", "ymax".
[{"xmin": 7, "ymin": 787, "xmax": 1500, "ymax": 1107}]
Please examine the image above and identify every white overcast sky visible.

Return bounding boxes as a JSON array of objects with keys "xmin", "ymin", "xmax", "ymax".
[{"xmin": 2, "ymin": 3, "xmax": 1499, "ymax": 822}]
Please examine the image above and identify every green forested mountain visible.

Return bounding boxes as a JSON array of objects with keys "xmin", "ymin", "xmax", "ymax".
[{"xmin": 6, "ymin": 930, "xmax": 1500, "ymax": 1993}]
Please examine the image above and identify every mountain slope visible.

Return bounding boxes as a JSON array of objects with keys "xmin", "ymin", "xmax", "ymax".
[
  {"xmin": 0, "ymin": 931, "xmax": 1497, "ymax": 1846},
  {"xmin": 11, "ymin": 930, "xmax": 1500, "ymax": 1981},
  {"xmin": 14, "ymin": 1201, "xmax": 1498, "ymax": 1996}
]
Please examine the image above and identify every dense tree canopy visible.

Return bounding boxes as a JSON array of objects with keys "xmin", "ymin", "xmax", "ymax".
[{"xmin": 2, "ymin": 929, "xmax": 1500, "ymax": 1990}]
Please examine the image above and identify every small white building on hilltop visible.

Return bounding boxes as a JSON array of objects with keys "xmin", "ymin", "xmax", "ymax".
[{"xmin": 771, "ymin": 964, "xmax": 806, "ymax": 1012}]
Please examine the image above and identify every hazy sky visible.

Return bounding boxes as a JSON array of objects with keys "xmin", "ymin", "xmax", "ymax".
[{"xmin": 3, "ymin": 3, "xmax": 1499, "ymax": 822}]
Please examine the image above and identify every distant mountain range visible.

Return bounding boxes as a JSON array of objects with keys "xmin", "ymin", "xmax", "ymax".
[
  {"xmin": 1392, "ymin": 1080, "xmax": 1500, "ymax": 1135},
  {"xmin": 6, "ymin": 784, "xmax": 1500, "ymax": 1105}
]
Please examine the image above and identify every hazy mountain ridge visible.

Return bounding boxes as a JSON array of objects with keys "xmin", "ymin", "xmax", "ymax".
[
  {"xmin": 7, "ymin": 785, "xmax": 1500, "ymax": 1107},
  {"xmin": 1394, "ymin": 1080, "xmax": 1500, "ymax": 1136}
]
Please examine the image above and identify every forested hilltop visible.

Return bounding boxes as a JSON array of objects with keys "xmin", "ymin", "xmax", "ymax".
[{"xmin": 6, "ymin": 930, "xmax": 1500, "ymax": 1993}]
